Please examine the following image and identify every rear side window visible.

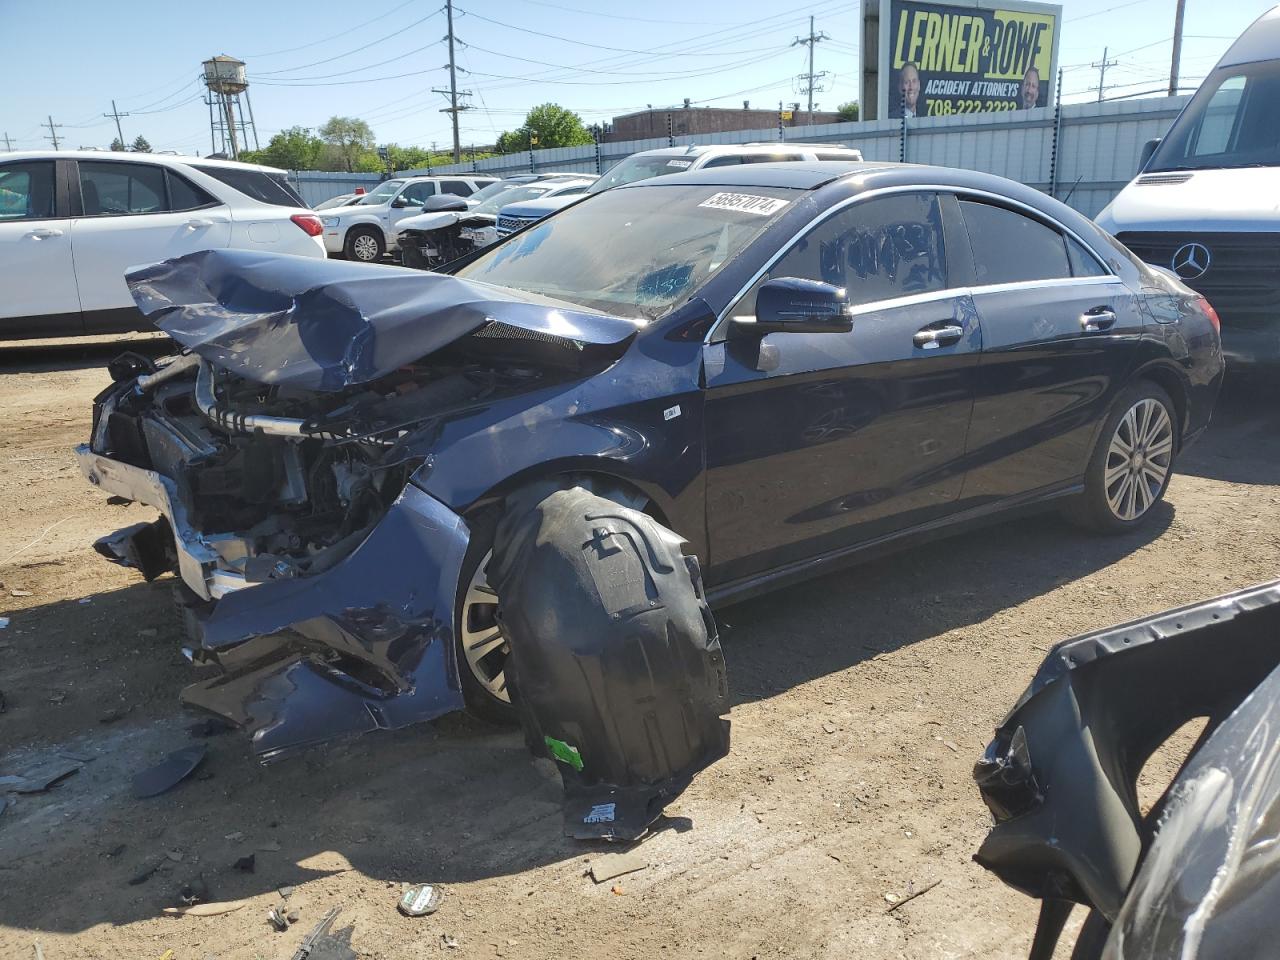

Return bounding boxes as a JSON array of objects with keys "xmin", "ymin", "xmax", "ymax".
[
  {"xmin": 191, "ymin": 165, "xmax": 305, "ymax": 207},
  {"xmin": 815, "ymin": 151, "xmax": 860, "ymax": 161},
  {"xmin": 701, "ymin": 155, "xmax": 743, "ymax": 168},
  {"xmin": 80, "ymin": 161, "xmax": 165, "ymax": 216},
  {"xmin": 0, "ymin": 161, "xmax": 55, "ymax": 221},
  {"xmin": 958, "ymin": 200, "xmax": 1070, "ymax": 285},
  {"xmin": 738, "ymin": 191, "xmax": 948, "ymax": 312},
  {"xmin": 1067, "ymin": 236, "xmax": 1108, "ymax": 277},
  {"xmin": 441, "ymin": 180, "xmax": 472, "ymax": 196},
  {"xmin": 165, "ymin": 170, "xmax": 217, "ymax": 212},
  {"xmin": 741, "ymin": 153, "xmax": 805, "ymax": 163}
]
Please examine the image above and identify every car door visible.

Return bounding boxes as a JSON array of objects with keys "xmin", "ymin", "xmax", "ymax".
[
  {"xmin": 0, "ymin": 158, "xmax": 81, "ymax": 337},
  {"xmin": 702, "ymin": 191, "xmax": 982, "ymax": 586},
  {"xmin": 70, "ymin": 159, "xmax": 231, "ymax": 330},
  {"xmin": 954, "ymin": 196, "xmax": 1143, "ymax": 504}
]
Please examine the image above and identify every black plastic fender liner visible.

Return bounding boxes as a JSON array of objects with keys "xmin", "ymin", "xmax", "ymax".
[{"xmin": 488, "ymin": 486, "xmax": 730, "ymax": 841}]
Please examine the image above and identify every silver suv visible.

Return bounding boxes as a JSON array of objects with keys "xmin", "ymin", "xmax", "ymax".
[{"xmin": 320, "ymin": 175, "xmax": 497, "ymax": 261}]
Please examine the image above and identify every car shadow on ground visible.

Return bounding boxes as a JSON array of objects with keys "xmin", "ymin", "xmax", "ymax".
[
  {"xmin": 0, "ymin": 498, "xmax": 1173, "ymax": 936},
  {"xmin": 1176, "ymin": 378, "xmax": 1278, "ymax": 485},
  {"xmin": 0, "ymin": 335, "xmax": 173, "ymax": 375}
]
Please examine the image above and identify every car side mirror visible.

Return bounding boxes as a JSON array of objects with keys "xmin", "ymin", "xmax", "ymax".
[
  {"xmin": 391, "ymin": 196, "xmax": 413, "ymax": 208},
  {"xmin": 421, "ymin": 194, "xmax": 468, "ymax": 212},
  {"xmin": 1138, "ymin": 137, "xmax": 1161, "ymax": 173},
  {"xmin": 733, "ymin": 277, "xmax": 853, "ymax": 336}
]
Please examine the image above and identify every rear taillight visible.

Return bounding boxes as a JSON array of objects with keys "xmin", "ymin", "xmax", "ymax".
[
  {"xmin": 291, "ymin": 214, "xmax": 324, "ymax": 237},
  {"xmin": 1197, "ymin": 296, "xmax": 1221, "ymax": 334}
]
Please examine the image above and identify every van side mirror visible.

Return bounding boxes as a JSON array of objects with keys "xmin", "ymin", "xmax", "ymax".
[
  {"xmin": 732, "ymin": 277, "xmax": 853, "ymax": 336},
  {"xmin": 1138, "ymin": 138, "xmax": 1162, "ymax": 173},
  {"xmin": 421, "ymin": 194, "xmax": 468, "ymax": 212}
]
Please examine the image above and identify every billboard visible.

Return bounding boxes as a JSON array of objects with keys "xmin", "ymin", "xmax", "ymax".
[{"xmin": 861, "ymin": 0, "xmax": 1061, "ymax": 120}]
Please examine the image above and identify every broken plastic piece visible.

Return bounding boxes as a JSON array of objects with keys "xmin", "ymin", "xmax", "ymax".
[
  {"xmin": 163, "ymin": 898, "xmax": 251, "ymax": 917},
  {"xmin": 132, "ymin": 744, "xmax": 206, "ymax": 799},
  {"xmin": 290, "ymin": 906, "xmax": 346, "ymax": 960},
  {"xmin": 489, "ymin": 487, "xmax": 730, "ymax": 842},
  {"xmin": 397, "ymin": 883, "xmax": 443, "ymax": 917},
  {"xmin": 267, "ymin": 906, "xmax": 289, "ymax": 932},
  {"xmin": 588, "ymin": 850, "xmax": 649, "ymax": 884},
  {"xmin": 8, "ymin": 760, "xmax": 81, "ymax": 794}
]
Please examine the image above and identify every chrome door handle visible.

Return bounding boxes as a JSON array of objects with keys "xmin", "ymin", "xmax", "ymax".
[
  {"xmin": 25, "ymin": 227, "xmax": 63, "ymax": 239},
  {"xmin": 913, "ymin": 324, "xmax": 964, "ymax": 349},
  {"xmin": 1081, "ymin": 308, "xmax": 1117, "ymax": 332},
  {"xmin": 184, "ymin": 218, "xmax": 214, "ymax": 229}
]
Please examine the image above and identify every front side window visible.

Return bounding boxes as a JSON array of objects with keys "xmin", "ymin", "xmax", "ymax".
[
  {"xmin": 0, "ymin": 161, "xmax": 55, "ymax": 221},
  {"xmin": 353, "ymin": 179, "xmax": 404, "ymax": 206},
  {"xmin": 1147, "ymin": 60, "xmax": 1280, "ymax": 171},
  {"xmin": 80, "ymin": 161, "xmax": 165, "ymax": 216},
  {"xmin": 958, "ymin": 199, "xmax": 1070, "ymax": 285},
  {"xmin": 457, "ymin": 184, "xmax": 798, "ymax": 320},
  {"xmin": 401, "ymin": 181, "xmax": 437, "ymax": 205},
  {"xmin": 735, "ymin": 192, "xmax": 948, "ymax": 316}
]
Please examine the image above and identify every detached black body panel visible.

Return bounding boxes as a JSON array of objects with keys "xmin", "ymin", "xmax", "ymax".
[{"xmin": 974, "ymin": 580, "xmax": 1280, "ymax": 958}]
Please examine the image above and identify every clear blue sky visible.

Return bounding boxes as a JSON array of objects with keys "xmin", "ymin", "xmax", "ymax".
[{"xmin": 0, "ymin": 0, "xmax": 1268, "ymax": 155}]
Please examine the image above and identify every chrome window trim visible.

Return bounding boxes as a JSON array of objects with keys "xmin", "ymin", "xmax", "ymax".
[{"xmin": 708, "ymin": 183, "xmax": 1119, "ymax": 342}]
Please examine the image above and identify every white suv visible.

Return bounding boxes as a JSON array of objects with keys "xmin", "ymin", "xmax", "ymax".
[
  {"xmin": 0, "ymin": 151, "xmax": 325, "ymax": 340},
  {"xmin": 319, "ymin": 175, "xmax": 498, "ymax": 261}
]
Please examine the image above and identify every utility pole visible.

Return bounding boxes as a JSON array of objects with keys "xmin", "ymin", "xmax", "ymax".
[
  {"xmin": 1169, "ymin": 0, "xmax": 1187, "ymax": 96},
  {"xmin": 42, "ymin": 116, "xmax": 62, "ymax": 150},
  {"xmin": 1, "ymin": 132, "xmax": 12, "ymax": 151},
  {"xmin": 1090, "ymin": 46, "xmax": 1118, "ymax": 102},
  {"xmin": 105, "ymin": 99, "xmax": 129, "ymax": 147},
  {"xmin": 792, "ymin": 16, "xmax": 830, "ymax": 123},
  {"xmin": 432, "ymin": 0, "xmax": 471, "ymax": 163}
]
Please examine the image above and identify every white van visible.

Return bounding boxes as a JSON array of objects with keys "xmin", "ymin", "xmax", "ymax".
[{"xmin": 1096, "ymin": 5, "xmax": 1280, "ymax": 367}]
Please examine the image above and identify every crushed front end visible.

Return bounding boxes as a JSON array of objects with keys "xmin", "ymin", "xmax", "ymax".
[{"xmin": 78, "ymin": 248, "xmax": 640, "ymax": 760}]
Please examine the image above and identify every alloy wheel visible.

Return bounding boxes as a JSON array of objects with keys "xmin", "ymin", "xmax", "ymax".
[
  {"xmin": 459, "ymin": 550, "xmax": 510, "ymax": 702},
  {"xmin": 1104, "ymin": 397, "xmax": 1174, "ymax": 521},
  {"xmin": 351, "ymin": 234, "xmax": 380, "ymax": 261}
]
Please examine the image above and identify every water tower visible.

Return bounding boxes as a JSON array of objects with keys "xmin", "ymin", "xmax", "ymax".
[{"xmin": 202, "ymin": 55, "xmax": 259, "ymax": 158}]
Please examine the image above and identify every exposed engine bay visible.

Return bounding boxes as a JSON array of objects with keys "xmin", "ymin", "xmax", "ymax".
[{"xmin": 399, "ymin": 215, "xmax": 496, "ymax": 270}]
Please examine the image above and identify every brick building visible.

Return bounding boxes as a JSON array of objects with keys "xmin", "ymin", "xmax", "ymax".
[{"xmin": 605, "ymin": 101, "xmax": 844, "ymax": 142}]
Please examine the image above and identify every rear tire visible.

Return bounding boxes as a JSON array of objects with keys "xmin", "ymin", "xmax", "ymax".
[
  {"xmin": 343, "ymin": 226, "xmax": 384, "ymax": 262},
  {"xmin": 1066, "ymin": 381, "xmax": 1178, "ymax": 533}
]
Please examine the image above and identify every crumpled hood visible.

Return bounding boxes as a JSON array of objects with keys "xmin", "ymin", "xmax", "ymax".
[
  {"xmin": 126, "ymin": 249, "xmax": 640, "ymax": 391},
  {"xmin": 396, "ymin": 210, "xmax": 462, "ymax": 232}
]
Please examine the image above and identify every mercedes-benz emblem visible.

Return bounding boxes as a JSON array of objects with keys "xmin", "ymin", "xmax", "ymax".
[{"xmin": 1171, "ymin": 242, "xmax": 1211, "ymax": 280}]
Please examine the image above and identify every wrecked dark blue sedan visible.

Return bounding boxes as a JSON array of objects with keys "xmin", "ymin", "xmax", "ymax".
[{"xmin": 78, "ymin": 161, "xmax": 1223, "ymax": 766}]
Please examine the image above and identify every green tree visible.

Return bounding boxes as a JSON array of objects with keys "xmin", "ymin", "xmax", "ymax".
[
  {"xmin": 130, "ymin": 135, "xmax": 152, "ymax": 153},
  {"xmin": 110, "ymin": 137, "xmax": 125, "ymax": 152},
  {"xmin": 319, "ymin": 116, "xmax": 375, "ymax": 172},
  {"xmin": 242, "ymin": 126, "xmax": 325, "ymax": 170},
  {"xmin": 836, "ymin": 101, "xmax": 860, "ymax": 122},
  {"xmin": 496, "ymin": 103, "xmax": 593, "ymax": 153}
]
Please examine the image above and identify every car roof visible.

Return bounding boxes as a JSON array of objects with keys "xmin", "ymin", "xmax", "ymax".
[
  {"xmin": 1220, "ymin": 4, "xmax": 1280, "ymax": 67},
  {"xmin": 619, "ymin": 160, "xmax": 897, "ymax": 190},
  {"xmin": 0, "ymin": 149, "xmax": 289, "ymax": 175},
  {"xmin": 628, "ymin": 143, "xmax": 861, "ymax": 160}
]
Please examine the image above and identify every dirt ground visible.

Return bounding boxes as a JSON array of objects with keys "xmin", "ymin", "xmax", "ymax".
[{"xmin": 1, "ymin": 337, "xmax": 1277, "ymax": 960}]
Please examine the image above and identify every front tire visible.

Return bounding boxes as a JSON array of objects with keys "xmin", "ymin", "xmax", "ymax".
[
  {"xmin": 1068, "ymin": 381, "xmax": 1178, "ymax": 533},
  {"xmin": 343, "ymin": 226, "xmax": 384, "ymax": 262}
]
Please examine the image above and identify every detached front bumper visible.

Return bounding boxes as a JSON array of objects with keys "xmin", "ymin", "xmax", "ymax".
[{"xmin": 79, "ymin": 445, "xmax": 470, "ymax": 760}]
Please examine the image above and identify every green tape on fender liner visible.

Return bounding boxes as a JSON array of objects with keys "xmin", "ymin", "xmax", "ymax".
[{"xmin": 545, "ymin": 736, "xmax": 584, "ymax": 771}]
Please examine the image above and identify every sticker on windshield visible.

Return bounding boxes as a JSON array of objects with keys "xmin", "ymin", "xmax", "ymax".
[
  {"xmin": 698, "ymin": 192, "xmax": 789, "ymax": 216},
  {"xmin": 666, "ymin": 159, "xmax": 693, "ymax": 168}
]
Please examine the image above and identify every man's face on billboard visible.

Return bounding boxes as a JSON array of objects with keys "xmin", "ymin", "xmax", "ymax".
[
  {"xmin": 1021, "ymin": 69, "xmax": 1040, "ymax": 109},
  {"xmin": 900, "ymin": 65, "xmax": 921, "ymax": 110}
]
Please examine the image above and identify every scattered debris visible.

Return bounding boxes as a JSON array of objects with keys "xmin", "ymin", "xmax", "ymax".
[
  {"xmin": 610, "ymin": 884, "xmax": 625, "ymax": 896},
  {"xmin": 884, "ymin": 878, "xmax": 942, "ymax": 914},
  {"xmin": 233, "ymin": 854, "xmax": 256, "ymax": 873},
  {"xmin": 267, "ymin": 906, "xmax": 289, "ymax": 932},
  {"xmin": 165, "ymin": 850, "xmax": 184, "ymax": 863},
  {"xmin": 187, "ymin": 718, "xmax": 234, "ymax": 738},
  {"xmin": 10, "ymin": 589, "xmax": 32, "ymax": 598},
  {"xmin": 397, "ymin": 883, "xmax": 443, "ymax": 917},
  {"xmin": 224, "ymin": 831, "xmax": 245, "ymax": 842},
  {"xmin": 99, "ymin": 706, "xmax": 132, "ymax": 724},
  {"xmin": 278, "ymin": 884, "xmax": 295, "ymax": 899},
  {"xmin": 132, "ymin": 744, "xmax": 206, "ymax": 799},
  {"xmin": 158, "ymin": 951, "xmax": 175, "ymax": 960},
  {"xmin": 178, "ymin": 878, "xmax": 209, "ymax": 905},
  {"xmin": 129, "ymin": 859, "xmax": 164, "ymax": 885},
  {"xmin": 6, "ymin": 760, "xmax": 81, "ymax": 794},
  {"xmin": 33, "ymin": 940, "xmax": 45, "ymax": 960},
  {"xmin": 290, "ymin": 906, "xmax": 345, "ymax": 960},
  {"xmin": 588, "ymin": 850, "xmax": 649, "ymax": 884},
  {"xmin": 822, "ymin": 722, "xmax": 837, "ymax": 734},
  {"xmin": 258, "ymin": 839, "xmax": 282, "ymax": 852},
  {"xmin": 163, "ymin": 898, "xmax": 251, "ymax": 917},
  {"xmin": 0, "ymin": 617, "xmax": 9, "ymax": 630},
  {"xmin": 440, "ymin": 934, "xmax": 460, "ymax": 949},
  {"xmin": 105, "ymin": 844, "xmax": 126, "ymax": 858}
]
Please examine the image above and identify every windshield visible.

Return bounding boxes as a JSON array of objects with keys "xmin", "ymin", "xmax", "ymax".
[
  {"xmin": 475, "ymin": 182, "xmax": 562, "ymax": 215},
  {"xmin": 1147, "ymin": 60, "xmax": 1280, "ymax": 171},
  {"xmin": 456, "ymin": 184, "xmax": 797, "ymax": 320},
  {"xmin": 355, "ymin": 179, "xmax": 404, "ymax": 205},
  {"xmin": 468, "ymin": 178, "xmax": 529, "ymax": 204},
  {"xmin": 586, "ymin": 154, "xmax": 697, "ymax": 194}
]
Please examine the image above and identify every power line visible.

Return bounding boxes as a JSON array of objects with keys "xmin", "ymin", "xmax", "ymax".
[
  {"xmin": 251, "ymin": 39, "xmax": 445, "ymax": 83},
  {"xmin": 1090, "ymin": 46, "xmax": 1119, "ymax": 101},
  {"xmin": 256, "ymin": 7, "xmax": 445, "ymax": 76},
  {"xmin": 514, "ymin": 0, "xmax": 721, "ymax": 25},
  {"xmin": 793, "ymin": 15, "xmax": 831, "ymax": 122},
  {"xmin": 244, "ymin": 0, "xmax": 420, "ymax": 58}
]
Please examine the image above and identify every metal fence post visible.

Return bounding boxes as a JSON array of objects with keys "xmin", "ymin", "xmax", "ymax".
[
  {"xmin": 900, "ymin": 95, "xmax": 907, "ymax": 162},
  {"xmin": 594, "ymin": 132, "xmax": 602, "ymax": 175},
  {"xmin": 1049, "ymin": 67, "xmax": 1064, "ymax": 199}
]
